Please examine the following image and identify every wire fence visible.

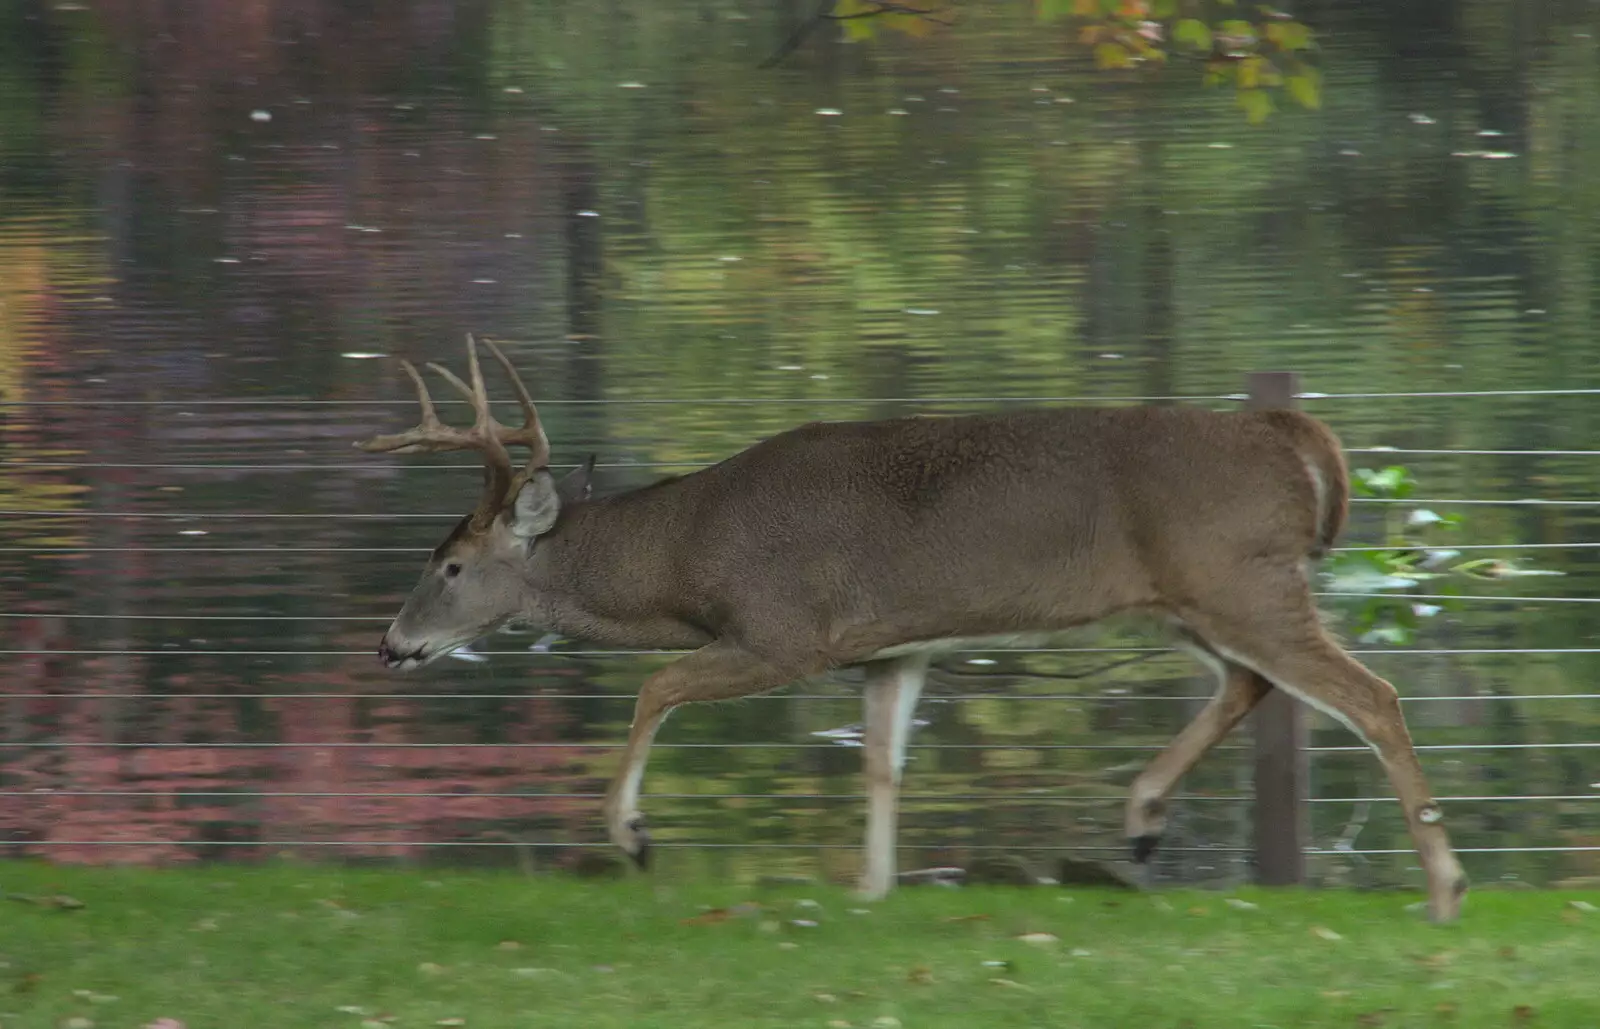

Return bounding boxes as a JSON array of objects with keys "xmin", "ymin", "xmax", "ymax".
[{"xmin": 2, "ymin": 383, "xmax": 1597, "ymax": 888}]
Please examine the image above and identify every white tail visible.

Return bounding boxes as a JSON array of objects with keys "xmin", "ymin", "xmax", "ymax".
[{"xmin": 357, "ymin": 338, "xmax": 1468, "ymax": 922}]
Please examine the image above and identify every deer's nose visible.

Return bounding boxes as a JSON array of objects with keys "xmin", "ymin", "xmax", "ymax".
[{"xmin": 377, "ymin": 639, "xmax": 396, "ymax": 666}]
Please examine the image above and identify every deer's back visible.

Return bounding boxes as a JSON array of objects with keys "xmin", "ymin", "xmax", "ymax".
[{"xmin": 659, "ymin": 405, "xmax": 1344, "ymax": 655}]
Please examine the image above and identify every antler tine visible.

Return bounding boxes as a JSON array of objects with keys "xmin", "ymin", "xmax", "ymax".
[
  {"xmin": 424, "ymin": 361, "xmax": 475, "ymax": 404},
  {"xmin": 353, "ymin": 338, "xmax": 529, "ymax": 530},
  {"xmin": 354, "ymin": 359, "xmax": 475, "ymax": 454},
  {"xmin": 464, "ymin": 335, "xmax": 516, "ymax": 529},
  {"xmin": 480, "ymin": 337, "xmax": 551, "ymax": 473}
]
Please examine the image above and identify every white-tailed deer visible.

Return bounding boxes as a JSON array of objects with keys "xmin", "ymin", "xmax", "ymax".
[{"xmin": 357, "ymin": 336, "xmax": 1468, "ymax": 922}]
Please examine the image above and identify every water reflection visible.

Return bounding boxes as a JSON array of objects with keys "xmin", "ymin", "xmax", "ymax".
[{"xmin": 1, "ymin": 0, "xmax": 1597, "ymax": 889}]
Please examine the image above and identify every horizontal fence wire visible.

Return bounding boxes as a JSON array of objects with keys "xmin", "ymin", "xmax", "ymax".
[
  {"xmin": 5, "ymin": 741, "xmax": 1598, "ymax": 752},
  {"xmin": 5, "ymin": 693, "xmax": 1599, "ymax": 702},
  {"xmin": 4, "ymin": 387, "xmax": 1600, "ymax": 408},
  {"xmin": 6, "ymin": 386, "xmax": 1598, "ymax": 874},
  {"xmin": 0, "ymin": 840, "xmax": 1245, "ymax": 853},
  {"xmin": 8, "ymin": 612, "xmax": 1600, "ymax": 626},
  {"xmin": 9, "ymin": 451, "xmax": 1600, "ymax": 471},
  {"xmin": 4, "ymin": 644, "xmax": 1598, "ymax": 659},
  {"xmin": 5, "ymin": 840, "xmax": 1597, "ymax": 855},
  {"xmin": 3, "ymin": 507, "xmax": 1599, "ymax": 520},
  {"xmin": 0, "ymin": 791, "xmax": 1590, "ymax": 803}
]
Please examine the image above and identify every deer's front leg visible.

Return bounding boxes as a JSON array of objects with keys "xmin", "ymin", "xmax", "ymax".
[
  {"xmin": 859, "ymin": 654, "xmax": 930, "ymax": 900},
  {"xmin": 602, "ymin": 642, "xmax": 825, "ymax": 869}
]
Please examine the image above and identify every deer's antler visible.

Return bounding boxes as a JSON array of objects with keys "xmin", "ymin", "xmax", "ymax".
[{"xmin": 356, "ymin": 335, "xmax": 550, "ymax": 530}]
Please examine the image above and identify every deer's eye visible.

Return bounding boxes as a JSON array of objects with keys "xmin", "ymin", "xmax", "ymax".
[{"xmin": 444, "ymin": 562, "xmax": 462, "ymax": 579}]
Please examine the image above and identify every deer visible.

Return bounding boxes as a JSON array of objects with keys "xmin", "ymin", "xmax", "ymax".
[{"xmin": 355, "ymin": 336, "xmax": 1469, "ymax": 923}]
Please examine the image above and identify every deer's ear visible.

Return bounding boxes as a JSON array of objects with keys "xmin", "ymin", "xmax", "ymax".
[
  {"xmin": 558, "ymin": 454, "xmax": 596, "ymax": 505},
  {"xmin": 509, "ymin": 470, "xmax": 562, "ymax": 540}
]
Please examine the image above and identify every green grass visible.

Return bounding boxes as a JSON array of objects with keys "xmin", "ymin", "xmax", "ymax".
[{"xmin": 4, "ymin": 863, "xmax": 1598, "ymax": 1029}]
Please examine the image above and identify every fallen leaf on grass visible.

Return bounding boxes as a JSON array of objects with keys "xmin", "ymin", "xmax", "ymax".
[
  {"xmin": 1356, "ymin": 1012, "xmax": 1388, "ymax": 1027},
  {"xmin": 496, "ymin": 940, "xmax": 522, "ymax": 951},
  {"xmin": 1310, "ymin": 925, "xmax": 1343, "ymax": 941},
  {"xmin": 1015, "ymin": 932, "xmax": 1057, "ymax": 945},
  {"xmin": 335, "ymin": 1007, "xmax": 368, "ymax": 1016},
  {"xmin": 1497, "ymin": 946, "xmax": 1518, "ymax": 960},
  {"xmin": 907, "ymin": 966, "xmax": 934, "ymax": 985},
  {"xmin": 777, "ymin": 942, "xmax": 799, "ymax": 951},
  {"xmin": 61, "ymin": 1019, "xmax": 94, "ymax": 1029},
  {"xmin": 1434, "ymin": 1002, "xmax": 1458, "ymax": 1018},
  {"xmin": 1567, "ymin": 900, "xmax": 1597, "ymax": 913},
  {"xmin": 141, "ymin": 1020, "xmax": 186, "ymax": 1029},
  {"xmin": 416, "ymin": 963, "xmax": 445, "ymax": 976},
  {"xmin": 988, "ymin": 978, "xmax": 1032, "ymax": 991},
  {"xmin": 1319, "ymin": 990, "xmax": 1349, "ymax": 1000},
  {"xmin": 4, "ymin": 892, "xmax": 85, "ymax": 911},
  {"xmin": 870, "ymin": 1018, "xmax": 902, "ymax": 1029},
  {"xmin": 1186, "ymin": 906, "xmax": 1210, "ymax": 916},
  {"xmin": 681, "ymin": 908, "xmax": 734, "ymax": 926},
  {"xmin": 435, "ymin": 1020, "xmax": 466, "ymax": 1027},
  {"xmin": 1225, "ymin": 898, "xmax": 1259, "ymax": 911},
  {"xmin": 1411, "ymin": 952, "xmax": 1455, "ymax": 969},
  {"xmin": 14, "ymin": 973, "xmax": 42, "ymax": 994},
  {"xmin": 940, "ymin": 913, "xmax": 990, "ymax": 923},
  {"xmin": 1512, "ymin": 1006, "xmax": 1536, "ymax": 1024},
  {"xmin": 814, "ymin": 993, "xmax": 838, "ymax": 1004},
  {"xmin": 826, "ymin": 1021, "xmax": 852, "ymax": 1029}
]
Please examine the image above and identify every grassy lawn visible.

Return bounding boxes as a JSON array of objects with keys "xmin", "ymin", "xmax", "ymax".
[{"xmin": 4, "ymin": 862, "xmax": 1598, "ymax": 1029}]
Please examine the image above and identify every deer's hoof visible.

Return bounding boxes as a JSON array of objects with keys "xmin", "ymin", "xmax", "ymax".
[
  {"xmin": 1130, "ymin": 834, "xmax": 1160, "ymax": 864},
  {"xmin": 615, "ymin": 813, "xmax": 651, "ymax": 871}
]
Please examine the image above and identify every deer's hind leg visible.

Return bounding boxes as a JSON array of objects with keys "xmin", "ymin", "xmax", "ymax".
[
  {"xmin": 1125, "ymin": 639, "xmax": 1272, "ymax": 863},
  {"xmin": 1178, "ymin": 564, "xmax": 1468, "ymax": 924}
]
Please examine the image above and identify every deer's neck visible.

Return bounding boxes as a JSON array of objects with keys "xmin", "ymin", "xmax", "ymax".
[{"xmin": 525, "ymin": 483, "xmax": 712, "ymax": 650}]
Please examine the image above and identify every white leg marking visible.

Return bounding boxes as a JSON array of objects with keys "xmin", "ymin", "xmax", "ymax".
[
  {"xmin": 886, "ymin": 657, "xmax": 928, "ymax": 776},
  {"xmin": 615, "ymin": 708, "xmax": 671, "ymax": 819},
  {"xmin": 860, "ymin": 654, "xmax": 929, "ymax": 899}
]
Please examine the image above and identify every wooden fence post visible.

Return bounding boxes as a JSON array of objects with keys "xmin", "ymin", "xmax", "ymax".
[{"xmin": 1247, "ymin": 371, "xmax": 1310, "ymax": 886}]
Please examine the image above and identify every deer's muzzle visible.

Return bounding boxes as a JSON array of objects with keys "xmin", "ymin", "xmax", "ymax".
[{"xmin": 376, "ymin": 638, "xmax": 426, "ymax": 670}]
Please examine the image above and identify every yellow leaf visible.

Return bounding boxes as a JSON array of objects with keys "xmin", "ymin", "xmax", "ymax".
[
  {"xmin": 1073, "ymin": 0, "xmax": 1099, "ymax": 14},
  {"xmin": 1265, "ymin": 20, "xmax": 1312, "ymax": 50},
  {"xmin": 1095, "ymin": 41, "xmax": 1133, "ymax": 69},
  {"xmin": 1237, "ymin": 87, "xmax": 1274, "ymax": 124},
  {"xmin": 882, "ymin": 11, "xmax": 934, "ymax": 37},
  {"xmin": 1286, "ymin": 67, "xmax": 1322, "ymax": 109},
  {"xmin": 1173, "ymin": 18, "xmax": 1212, "ymax": 50},
  {"xmin": 1238, "ymin": 55, "xmax": 1263, "ymax": 88},
  {"xmin": 843, "ymin": 15, "xmax": 877, "ymax": 41}
]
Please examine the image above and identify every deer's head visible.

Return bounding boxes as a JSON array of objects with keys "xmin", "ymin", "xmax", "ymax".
[{"xmin": 355, "ymin": 336, "xmax": 590, "ymax": 669}]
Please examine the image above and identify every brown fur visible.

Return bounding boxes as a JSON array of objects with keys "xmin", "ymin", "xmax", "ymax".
[{"xmin": 530, "ymin": 405, "xmax": 1342, "ymax": 663}]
